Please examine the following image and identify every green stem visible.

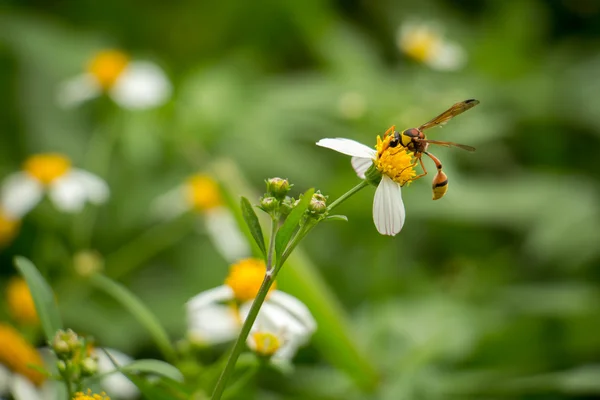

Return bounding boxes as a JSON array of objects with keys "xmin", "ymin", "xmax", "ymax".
[
  {"xmin": 266, "ymin": 216, "xmax": 278, "ymax": 272},
  {"xmin": 211, "ymin": 218, "xmax": 279, "ymax": 400},
  {"xmin": 326, "ymin": 180, "xmax": 369, "ymax": 212}
]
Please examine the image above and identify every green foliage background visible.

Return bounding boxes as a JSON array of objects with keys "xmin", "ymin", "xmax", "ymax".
[{"xmin": 2, "ymin": 0, "xmax": 600, "ymax": 398}]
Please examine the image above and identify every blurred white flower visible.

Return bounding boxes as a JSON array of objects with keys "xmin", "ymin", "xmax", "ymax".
[
  {"xmin": 152, "ymin": 173, "xmax": 250, "ymax": 263},
  {"xmin": 94, "ymin": 348, "xmax": 139, "ymax": 399},
  {"xmin": 57, "ymin": 49, "xmax": 171, "ymax": 110},
  {"xmin": 316, "ymin": 129, "xmax": 416, "ymax": 236},
  {"xmin": 397, "ymin": 21, "xmax": 466, "ymax": 71},
  {"xmin": 0, "ymin": 153, "xmax": 109, "ymax": 218},
  {"xmin": 187, "ymin": 258, "xmax": 316, "ymax": 357}
]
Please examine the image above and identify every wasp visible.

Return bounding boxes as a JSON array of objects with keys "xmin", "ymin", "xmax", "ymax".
[{"xmin": 387, "ymin": 99, "xmax": 479, "ymax": 200}]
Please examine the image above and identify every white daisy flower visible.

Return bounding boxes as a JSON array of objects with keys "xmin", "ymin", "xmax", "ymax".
[
  {"xmin": 316, "ymin": 126, "xmax": 417, "ymax": 236},
  {"xmin": 397, "ymin": 21, "xmax": 466, "ymax": 71},
  {"xmin": 152, "ymin": 173, "xmax": 250, "ymax": 263},
  {"xmin": 94, "ymin": 348, "xmax": 139, "ymax": 399},
  {"xmin": 187, "ymin": 258, "xmax": 316, "ymax": 354},
  {"xmin": 57, "ymin": 49, "xmax": 172, "ymax": 110},
  {"xmin": 0, "ymin": 153, "xmax": 109, "ymax": 218}
]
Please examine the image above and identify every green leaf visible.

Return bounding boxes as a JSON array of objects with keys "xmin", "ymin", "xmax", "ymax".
[
  {"xmin": 89, "ymin": 274, "xmax": 176, "ymax": 362},
  {"xmin": 325, "ymin": 215, "xmax": 348, "ymax": 222},
  {"xmin": 240, "ymin": 197, "xmax": 266, "ymax": 257},
  {"xmin": 13, "ymin": 256, "xmax": 62, "ymax": 341},
  {"xmin": 120, "ymin": 359, "xmax": 184, "ymax": 382},
  {"xmin": 124, "ymin": 375, "xmax": 190, "ymax": 400},
  {"xmin": 275, "ymin": 188, "xmax": 314, "ymax": 261}
]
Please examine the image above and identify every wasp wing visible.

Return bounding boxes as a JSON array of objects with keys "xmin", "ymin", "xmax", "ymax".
[
  {"xmin": 418, "ymin": 99, "xmax": 480, "ymax": 132},
  {"xmin": 418, "ymin": 139, "xmax": 476, "ymax": 152}
]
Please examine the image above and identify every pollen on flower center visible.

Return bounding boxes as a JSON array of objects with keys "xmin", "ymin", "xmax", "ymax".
[
  {"xmin": 23, "ymin": 153, "xmax": 71, "ymax": 185},
  {"xmin": 7, "ymin": 278, "xmax": 38, "ymax": 325},
  {"xmin": 375, "ymin": 133, "xmax": 417, "ymax": 185},
  {"xmin": 400, "ymin": 28, "xmax": 441, "ymax": 63},
  {"xmin": 73, "ymin": 389, "xmax": 111, "ymax": 400},
  {"xmin": 185, "ymin": 174, "xmax": 223, "ymax": 212},
  {"xmin": 252, "ymin": 332, "xmax": 281, "ymax": 356},
  {"xmin": 224, "ymin": 258, "xmax": 276, "ymax": 302},
  {"xmin": 0, "ymin": 323, "xmax": 45, "ymax": 386},
  {"xmin": 87, "ymin": 50, "xmax": 130, "ymax": 89}
]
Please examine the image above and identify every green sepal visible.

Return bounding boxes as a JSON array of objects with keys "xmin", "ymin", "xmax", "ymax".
[{"xmin": 364, "ymin": 163, "xmax": 382, "ymax": 186}]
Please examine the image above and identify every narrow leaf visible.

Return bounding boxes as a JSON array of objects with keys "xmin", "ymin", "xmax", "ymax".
[
  {"xmin": 325, "ymin": 215, "xmax": 348, "ymax": 222},
  {"xmin": 240, "ymin": 196, "xmax": 266, "ymax": 257},
  {"xmin": 90, "ymin": 274, "xmax": 176, "ymax": 362},
  {"xmin": 120, "ymin": 359, "xmax": 184, "ymax": 382},
  {"xmin": 124, "ymin": 375, "xmax": 188, "ymax": 400},
  {"xmin": 275, "ymin": 188, "xmax": 314, "ymax": 260},
  {"xmin": 14, "ymin": 256, "xmax": 62, "ymax": 341}
]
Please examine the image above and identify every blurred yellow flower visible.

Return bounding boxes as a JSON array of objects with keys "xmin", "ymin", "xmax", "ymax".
[
  {"xmin": 185, "ymin": 174, "xmax": 223, "ymax": 212},
  {"xmin": 397, "ymin": 21, "xmax": 466, "ymax": 71},
  {"xmin": 187, "ymin": 258, "xmax": 316, "ymax": 350},
  {"xmin": 152, "ymin": 173, "xmax": 250, "ymax": 263},
  {"xmin": 87, "ymin": 50, "xmax": 130, "ymax": 90},
  {"xmin": 6, "ymin": 278, "xmax": 38, "ymax": 325},
  {"xmin": 0, "ymin": 209, "xmax": 19, "ymax": 246},
  {"xmin": 0, "ymin": 323, "xmax": 45, "ymax": 386},
  {"xmin": 224, "ymin": 258, "xmax": 276, "ymax": 302},
  {"xmin": 58, "ymin": 49, "xmax": 172, "ymax": 110},
  {"xmin": 73, "ymin": 389, "xmax": 111, "ymax": 400},
  {"xmin": 0, "ymin": 153, "xmax": 109, "ymax": 217}
]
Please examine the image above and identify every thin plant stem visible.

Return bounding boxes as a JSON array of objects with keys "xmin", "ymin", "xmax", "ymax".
[
  {"xmin": 266, "ymin": 215, "xmax": 278, "ymax": 272},
  {"xmin": 211, "ymin": 217, "xmax": 279, "ymax": 400},
  {"xmin": 326, "ymin": 180, "xmax": 369, "ymax": 212}
]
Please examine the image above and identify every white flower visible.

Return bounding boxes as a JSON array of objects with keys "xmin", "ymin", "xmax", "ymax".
[
  {"xmin": 397, "ymin": 21, "xmax": 466, "ymax": 71},
  {"xmin": 187, "ymin": 259, "xmax": 316, "ymax": 357},
  {"xmin": 317, "ymin": 134, "xmax": 416, "ymax": 236},
  {"xmin": 0, "ymin": 364, "xmax": 55, "ymax": 400},
  {"xmin": 95, "ymin": 348, "xmax": 139, "ymax": 399},
  {"xmin": 0, "ymin": 154, "xmax": 109, "ymax": 218},
  {"xmin": 57, "ymin": 49, "xmax": 171, "ymax": 110},
  {"xmin": 151, "ymin": 174, "xmax": 250, "ymax": 263}
]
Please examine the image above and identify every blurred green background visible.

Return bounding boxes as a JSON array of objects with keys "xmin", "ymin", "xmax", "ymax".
[{"xmin": 2, "ymin": 0, "xmax": 600, "ymax": 398}]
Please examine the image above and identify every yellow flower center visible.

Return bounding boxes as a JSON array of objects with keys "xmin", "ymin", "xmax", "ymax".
[
  {"xmin": 251, "ymin": 332, "xmax": 281, "ymax": 357},
  {"xmin": 224, "ymin": 258, "xmax": 276, "ymax": 302},
  {"xmin": 23, "ymin": 153, "xmax": 71, "ymax": 185},
  {"xmin": 87, "ymin": 50, "xmax": 130, "ymax": 90},
  {"xmin": 400, "ymin": 27, "xmax": 441, "ymax": 63},
  {"xmin": 6, "ymin": 278, "xmax": 38, "ymax": 326},
  {"xmin": 375, "ymin": 127, "xmax": 417, "ymax": 185},
  {"xmin": 185, "ymin": 174, "xmax": 223, "ymax": 212},
  {"xmin": 0, "ymin": 323, "xmax": 45, "ymax": 386},
  {"xmin": 73, "ymin": 390, "xmax": 110, "ymax": 400},
  {"xmin": 0, "ymin": 211, "xmax": 19, "ymax": 246}
]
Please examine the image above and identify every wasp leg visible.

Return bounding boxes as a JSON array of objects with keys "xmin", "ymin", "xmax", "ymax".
[
  {"xmin": 399, "ymin": 155, "xmax": 428, "ymax": 186},
  {"xmin": 424, "ymin": 151, "xmax": 448, "ymax": 200}
]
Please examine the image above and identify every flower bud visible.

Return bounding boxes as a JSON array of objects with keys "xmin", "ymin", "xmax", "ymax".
[
  {"xmin": 73, "ymin": 250, "xmax": 104, "ymax": 277},
  {"xmin": 308, "ymin": 192, "xmax": 328, "ymax": 215},
  {"xmin": 280, "ymin": 197, "xmax": 295, "ymax": 216},
  {"xmin": 52, "ymin": 329, "xmax": 81, "ymax": 360},
  {"xmin": 259, "ymin": 196, "xmax": 279, "ymax": 213},
  {"xmin": 81, "ymin": 357, "xmax": 98, "ymax": 377},
  {"xmin": 265, "ymin": 178, "xmax": 291, "ymax": 200},
  {"xmin": 56, "ymin": 360, "xmax": 67, "ymax": 374}
]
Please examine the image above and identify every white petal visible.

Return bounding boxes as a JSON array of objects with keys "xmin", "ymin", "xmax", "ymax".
[
  {"xmin": 0, "ymin": 172, "xmax": 44, "ymax": 218},
  {"xmin": 350, "ymin": 157, "xmax": 373, "ymax": 179},
  {"xmin": 427, "ymin": 42, "xmax": 466, "ymax": 71},
  {"xmin": 69, "ymin": 169, "xmax": 109, "ymax": 204},
  {"xmin": 316, "ymin": 138, "xmax": 376, "ymax": 159},
  {"xmin": 48, "ymin": 174, "xmax": 88, "ymax": 213},
  {"xmin": 96, "ymin": 348, "xmax": 139, "ymax": 399},
  {"xmin": 187, "ymin": 303, "xmax": 240, "ymax": 344},
  {"xmin": 150, "ymin": 185, "xmax": 190, "ymax": 220},
  {"xmin": 56, "ymin": 73, "xmax": 102, "ymax": 108},
  {"xmin": 204, "ymin": 207, "xmax": 251, "ymax": 263},
  {"xmin": 0, "ymin": 365, "xmax": 10, "ymax": 395},
  {"xmin": 10, "ymin": 375, "xmax": 43, "ymax": 400},
  {"xmin": 186, "ymin": 285, "xmax": 233, "ymax": 312},
  {"xmin": 268, "ymin": 291, "xmax": 317, "ymax": 335},
  {"xmin": 110, "ymin": 61, "xmax": 172, "ymax": 110},
  {"xmin": 373, "ymin": 175, "xmax": 405, "ymax": 236}
]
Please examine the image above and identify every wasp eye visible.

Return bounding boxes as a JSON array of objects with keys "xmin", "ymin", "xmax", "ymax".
[{"xmin": 389, "ymin": 132, "xmax": 400, "ymax": 148}]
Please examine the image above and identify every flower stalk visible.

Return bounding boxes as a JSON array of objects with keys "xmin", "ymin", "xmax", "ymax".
[{"xmin": 211, "ymin": 180, "xmax": 369, "ymax": 400}]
